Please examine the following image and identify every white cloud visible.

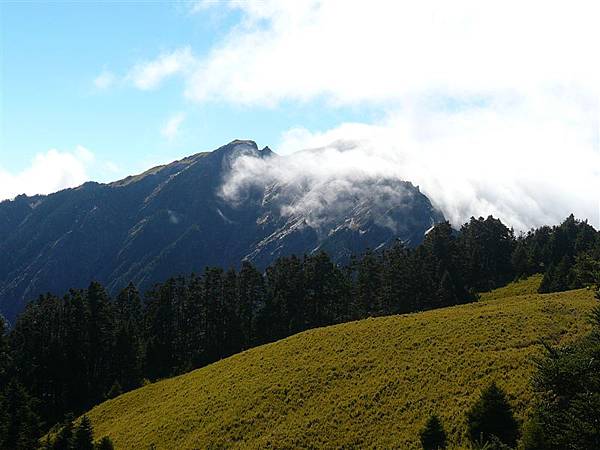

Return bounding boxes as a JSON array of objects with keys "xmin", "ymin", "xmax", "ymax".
[
  {"xmin": 186, "ymin": 0, "xmax": 600, "ymax": 105},
  {"xmin": 160, "ymin": 112, "xmax": 186, "ymax": 141},
  {"xmin": 202, "ymin": 1, "xmax": 600, "ymax": 229},
  {"xmin": 222, "ymin": 94, "xmax": 600, "ymax": 231},
  {"xmin": 128, "ymin": 47, "xmax": 195, "ymax": 90},
  {"xmin": 0, "ymin": 146, "xmax": 96, "ymax": 201},
  {"xmin": 93, "ymin": 70, "xmax": 115, "ymax": 90}
]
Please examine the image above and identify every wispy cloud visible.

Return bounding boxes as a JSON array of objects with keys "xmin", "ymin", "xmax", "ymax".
[
  {"xmin": 93, "ymin": 70, "xmax": 115, "ymax": 90},
  {"xmin": 0, "ymin": 146, "xmax": 96, "ymax": 201},
  {"xmin": 128, "ymin": 47, "xmax": 195, "ymax": 90},
  {"xmin": 161, "ymin": 112, "xmax": 186, "ymax": 141}
]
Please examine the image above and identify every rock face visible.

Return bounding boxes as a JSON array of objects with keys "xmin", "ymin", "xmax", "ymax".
[{"xmin": 0, "ymin": 140, "xmax": 444, "ymax": 322}]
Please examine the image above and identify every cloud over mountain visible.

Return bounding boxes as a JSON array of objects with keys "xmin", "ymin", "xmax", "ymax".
[
  {"xmin": 158, "ymin": 1, "xmax": 600, "ymax": 230},
  {"xmin": 0, "ymin": 147, "xmax": 95, "ymax": 201}
]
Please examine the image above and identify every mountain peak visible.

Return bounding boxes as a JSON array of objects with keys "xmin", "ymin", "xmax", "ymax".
[{"xmin": 215, "ymin": 139, "xmax": 258, "ymax": 154}]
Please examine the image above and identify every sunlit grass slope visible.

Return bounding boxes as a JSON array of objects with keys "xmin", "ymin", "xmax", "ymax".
[
  {"xmin": 477, "ymin": 274, "xmax": 543, "ymax": 302},
  {"xmin": 86, "ymin": 277, "xmax": 596, "ymax": 449}
]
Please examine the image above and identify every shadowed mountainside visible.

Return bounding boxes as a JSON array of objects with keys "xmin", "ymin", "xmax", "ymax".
[{"xmin": 0, "ymin": 140, "xmax": 443, "ymax": 322}]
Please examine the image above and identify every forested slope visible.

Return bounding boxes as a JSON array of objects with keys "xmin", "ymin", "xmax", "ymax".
[{"xmin": 82, "ymin": 278, "xmax": 596, "ymax": 449}]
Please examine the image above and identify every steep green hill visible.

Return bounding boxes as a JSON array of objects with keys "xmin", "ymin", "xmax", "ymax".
[{"xmin": 83, "ymin": 278, "xmax": 596, "ymax": 449}]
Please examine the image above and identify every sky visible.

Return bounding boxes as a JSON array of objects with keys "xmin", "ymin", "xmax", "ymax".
[{"xmin": 0, "ymin": 0, "xmax": 599, "ymax": 230}]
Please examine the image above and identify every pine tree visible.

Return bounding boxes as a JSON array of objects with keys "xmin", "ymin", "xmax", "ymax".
[
  {"xmin": 419, "ymin": 414, "xmax": 447, "ymax": 449},
  {"xmin": 203, "ymin": 267, "xmax": 225, "ymax": 362},
  {"xmin": 106, "ymin": 381, "xmax": 122, "ymax": 399},
  {"xmin": 459, "ymin": 216, "xmax": 516, "ymax": 290},
  {"xmin": 380, "ymin": 242, "xmax": 411, "ymax": 314},
  {"xmin": 73, "ymin": 415, "xmax": 95, "ymax": 450},
  {"xmin": 303, "ymin": 252, "xmax": 340, "ymax": 327},
  {"xmin": 511, "ymin": 241, "xmax": 531, "ymax": 278},
  {"xmin": 352, "ymin": 250, "xmax": 381, "ymax": 318},
  {"xmin": 53, "ymin": 418, "xmax": 74, "ymax": 450},
  {"xmin": 221, "ymin": 268, "xmax": 243, "ymax": 358},
  {"xmin": 0, "ymin": 316, "xmax": 10, "ymax": 386},
  {"xmin": 466, "ymin": 382, "xmax": 519, "ymax": 447},
  {"xmin": 262, "ymin": 256, "xmax": 305, "ymax": 341},
  {"xmin": 237, "ymin": 262, "xmax": 264, "ymax": 348},
  {"xmin": 184, "ymin": 274, "xmax": 206, "ymax": 368},
  {"xmin": 0, "ymin": 380, "xmax": 40, "ymax": 450},
  {"xmin": 86, "ymin": 282, "xmax": 115, "ymax": 401},
  {"xmin": 436, "ymin": 270, "xmax": 458, "ymax": 307},
  {"xmin": 144, "ymin": 280, "xmax": 177, "ymax": 379},
  {"xmin": 0, "ymin": 391, "xmax": 7, "ymax": 450},
  {"xmin": 95, "ymin": 436, "xmax": 115, "ymax": 450},
  {"xmin": 113, "ymin": 283, "xmax": 143, "ymax": 389}
]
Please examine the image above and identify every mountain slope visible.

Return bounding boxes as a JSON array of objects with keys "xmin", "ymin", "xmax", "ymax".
[
  {"xmin": 82, "ymin": 278, "xmax": 596, "ymax": 449},
  {"xmin": 0, "ymin": 140, "xmax": 443, "ymax": 322}
]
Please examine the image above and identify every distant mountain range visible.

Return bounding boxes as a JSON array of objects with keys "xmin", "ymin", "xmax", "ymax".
[{"xmin": 0, "ymin": 140, "xmax": 443, "ymax": 322}]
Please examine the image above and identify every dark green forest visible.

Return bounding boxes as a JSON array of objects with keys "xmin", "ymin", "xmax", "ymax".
[{"xmin": 1, "ymin": 214, "xmax": 599, "ymax": 449}]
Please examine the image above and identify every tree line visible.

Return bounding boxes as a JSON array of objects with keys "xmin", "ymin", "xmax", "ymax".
[{"xmin": 1, "ymin": 214, "xmax": 599, "ymax": 448}]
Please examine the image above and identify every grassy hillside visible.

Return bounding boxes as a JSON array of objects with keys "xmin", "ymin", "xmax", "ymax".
[
  {"xmin": 477, "ymin": 273, "xmax": 543, "ymax": 302},
  {"xmin": 84, "ymin": 278, "xmax": 596, "ymax": 449}
]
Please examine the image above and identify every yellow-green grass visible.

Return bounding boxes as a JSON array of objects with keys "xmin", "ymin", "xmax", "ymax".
[
  {"xmin": 478, "ymin": 274, "xmax": 543, "ymax": 302},
  {"xmin": 85, "ymin": 279, "xmax": 596, "ymax": 449}
]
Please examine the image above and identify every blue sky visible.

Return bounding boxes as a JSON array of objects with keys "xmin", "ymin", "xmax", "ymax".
[
  {"xmin": 0, "ymin": 1, "xmax": 598, "ymax": 229},
  {"xmin": 0, "ymin": 1, "xmax": 376, "ymax": 178}
]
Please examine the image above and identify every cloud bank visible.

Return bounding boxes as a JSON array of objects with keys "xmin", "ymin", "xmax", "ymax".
[
  {"xmin": 141, "ymin": 1, "xmax": 600, "ymax": 229},
  {"xmin": 186, "ymin": 0, "xmax": 600, "ymax": 105},
  {"xmin": 0, "ymin": 147, "xmax": 95, "ymax": 201},
  {"xmin": 222, "ymin": 95, "xmax": 600, "ymax": 231}
]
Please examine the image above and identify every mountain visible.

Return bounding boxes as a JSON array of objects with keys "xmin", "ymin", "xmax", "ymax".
[
  {"xmin": 0, "ymin": 140, "xmax": 443, "ymax": 322},
  {"xmin": 78, "ymin": 277, "xmax": 597, "ymax": 449}
]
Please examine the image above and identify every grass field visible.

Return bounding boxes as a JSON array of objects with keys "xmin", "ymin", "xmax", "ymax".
[{"xmin": 84, "ymin": 277, "xmax": 596, "ymax": 449}]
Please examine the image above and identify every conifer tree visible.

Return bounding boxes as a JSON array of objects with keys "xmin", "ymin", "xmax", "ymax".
[
  {"xmin": 459, "ymin": 216, "xmax": 515, "ymax": 290},
  {"xmin": 380, "ymin": 242, "xmax": 411, "ymax": 314},
  {"xmin": 203, "ymin": 267, "xmax": 225, "ymax": 361},
  {"xmin": 95, "ymin": 436, "xmax": 115, "ymax": 450},
  {"xmin": 237, "ymin": 262, "xmax": 264, "ymax": 348},
  {"xmin": 86, "ymin": 282, "xmax": 115, "ymax": 400},
  {"xmin": 466, "ymin": 382, "xmax": 519, "ymax": 448},
  {"xmin": 262, "ymin": 256, "xmax": 305, "ymax": 340},
  {"xmin": 73, "ymin": 415, "xmax": 95, "ymax": 450},
  {"xmin": 419, "ymin": 414, "xmax": 447, "ymax": 450},
  {"xmin": 0, "ymin": 380, "xmax": 40, "ymax": 450},
  {"xmin": 144, "ymin": 279, "xmax": 178, "ymax": 379},
  {"xmin": 304, "ymin": 252, "xmax": 338, "ymax": 327},
  {"xmin": 52, "ymin": 418, "xmax": 74, "ymax": 450},
  {"xmin": 511, "ymin": 241, "xmax": 531, "ymax": 278},
  {"xmin": 352, "ymin": 250, "xmax": 381, "ymax": 318},
  {"xmin": 0, "ymin": 316, "xmax": 10, "ymax": 385},
  {"xmin": 436, "ymin": 270, "xmax": 458, "ymax": 307},
  {"xmin": 221, "ymin": 268, "xmax": 243, "ymax": 358}
]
